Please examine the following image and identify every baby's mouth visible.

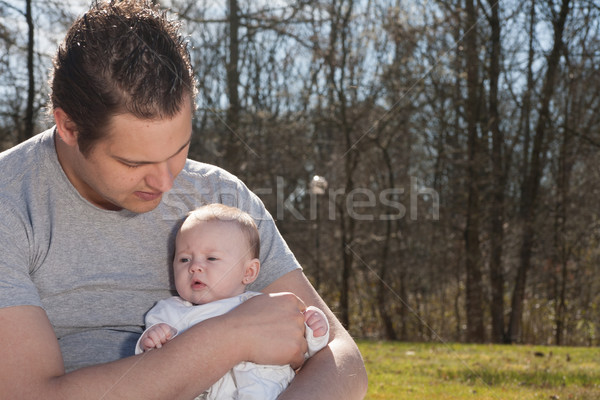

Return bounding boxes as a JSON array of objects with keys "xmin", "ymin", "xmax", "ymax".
[{"xmin": 191, "ymin": 279, "xmax": 206, "ymax": 289}]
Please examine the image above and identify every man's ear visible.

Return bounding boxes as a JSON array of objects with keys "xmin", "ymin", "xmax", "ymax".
[
  {"xmin": 54, "ymin": 108, "xmax": 79, "ymax": 147},
  {"xmin": 242, "ymin": 258, "xmax": 260, "ymax": 285}
]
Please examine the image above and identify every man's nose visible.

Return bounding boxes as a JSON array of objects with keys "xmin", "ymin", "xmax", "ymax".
[{"xmin": 146, "ymin": 162, "xmax": 174, "ymax": 193}]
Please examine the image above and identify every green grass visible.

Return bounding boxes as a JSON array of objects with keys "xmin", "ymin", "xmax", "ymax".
[{"xmin": 358, "ymin": 340, "xmax": 600, "ymax": 399}]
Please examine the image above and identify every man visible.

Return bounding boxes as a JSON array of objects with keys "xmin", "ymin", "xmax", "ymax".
[{"xmin": 0, "ymin": 1, "xmax": 367, "ymax": 399}]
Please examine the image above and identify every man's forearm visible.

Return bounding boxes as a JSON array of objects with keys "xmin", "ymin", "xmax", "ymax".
[
  {"xmin": 1, "ymin": 306, "xmax": 239, "ymax": 400},
  {"xmin": 61, "ymin": 319, "xmax": 237, "ymax": 399},
  {"xmin": 279, "ymin": 328, "xmax": 368, "ymax": 399},
  {"xmin": 2, "ymin": 295, "xmax": 308, "ymax": 399},
  {"xmin": 262, "ymin": 271, "xmax": 369, "ymax": 400}
]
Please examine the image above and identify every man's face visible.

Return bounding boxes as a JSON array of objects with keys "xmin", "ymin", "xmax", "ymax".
[{"xmin": 63, "ymin": 98, "xmax": 193, "ymax": 213}]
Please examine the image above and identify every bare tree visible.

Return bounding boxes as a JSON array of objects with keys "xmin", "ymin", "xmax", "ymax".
[
  {"xmin": 508, "ymin": 0, "xmax": 572, "ymax": 343},
  {"xmin": 463, "ymin": 0, "xmax": 485, "ymax": 343},
  {"xmin": 484, "ymin": 0, "xmax": 508, "ymax": 344},
  {"xmin": 23, "ymin": 0, "xmax": 34, "ymax": 141}
]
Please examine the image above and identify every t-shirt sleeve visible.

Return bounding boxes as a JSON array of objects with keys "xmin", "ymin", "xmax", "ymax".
[
  {"xmin": 222, "ymin": 178, "xmax": 302, "ymax": 291},
  {"xmin": 0, "ymin": 202, "xmax": 42, "ymax": 309}
]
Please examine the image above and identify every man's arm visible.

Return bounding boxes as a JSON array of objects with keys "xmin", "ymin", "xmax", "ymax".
[
  {"xmin": 0, "ymin": 294, "xmax": 307, "ymax": 399},
  {"xmin": 263, "ymin": 270, "xmax": 369, "ymax": 400}
]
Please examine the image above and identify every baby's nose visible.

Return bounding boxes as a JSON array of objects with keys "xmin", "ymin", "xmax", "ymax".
[{"xmin": 189, "ymin": 260, "xmax": 204, "ymax": 272}]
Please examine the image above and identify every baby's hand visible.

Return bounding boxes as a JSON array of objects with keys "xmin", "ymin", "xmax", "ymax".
[
  {"xmin": 140, "ymin": 323, "xmax": 178, "ymax": 351},
  {"xmin": 304, "ymin": 309, "xmax": 328, "ymax": 338}
]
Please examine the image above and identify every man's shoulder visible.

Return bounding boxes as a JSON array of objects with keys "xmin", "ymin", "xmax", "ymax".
[
  {"xmin": 0, "ymin": 128, "xmax": 55, "ymax": 206},
  {"xmin": 178, "ymin": 159, "xmax": 239, "ymax": 185},
  {"xmin": 168, "ymin": 159, "xmax": 247, "ymax": 206},
  {"xmin": 0, "ymin": 128, "xmax": 53, "ymax": 162}
]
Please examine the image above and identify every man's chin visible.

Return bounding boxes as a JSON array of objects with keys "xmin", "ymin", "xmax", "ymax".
[{"xmin": 120, "ymin": 195, "xmax": 164, "ymax": 214}]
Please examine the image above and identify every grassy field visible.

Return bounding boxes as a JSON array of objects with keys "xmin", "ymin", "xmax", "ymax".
[{"xmin": 358, "ymin": 340, "xmax": 600, "ymax": 399}]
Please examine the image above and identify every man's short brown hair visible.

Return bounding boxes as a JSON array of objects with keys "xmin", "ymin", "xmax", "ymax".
[{"xmin": 49, "ymin": 0, "xmax": 197, "ymax": 156}]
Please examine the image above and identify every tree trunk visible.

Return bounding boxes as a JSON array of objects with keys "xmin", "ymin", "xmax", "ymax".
[
  {"xmin": 224, "ymin": 0, "xmax": 241, "ymax": 173},
  {"xmin": 508, "ymin": 0, "xmax": 571, "ymax": 343},
  {"xmin": 23, "ymin": 0, "xmax": 35, "ymax": 142},
  {"xmin": 487, "ymin": 0, "xmax": 506, "ymax": 344},
  {"xmin": 330, "ymin": 0, "xmax": 356, "ymax": 330},
  {"xmin": 554, "ymin": 74, "xmax": 575, "ymax": 345},
  {"xmin": 376, "ymin": 142, "xmax": 398, "ymax": 340},
  {"xmin": 464, "ymin": 0, "xmax": 485, "ymax": 343}
]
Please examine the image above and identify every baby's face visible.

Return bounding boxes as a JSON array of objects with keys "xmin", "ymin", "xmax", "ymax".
[{"xmin": 173, "ymin": 219, "xmax": 252, "ymax": 304}]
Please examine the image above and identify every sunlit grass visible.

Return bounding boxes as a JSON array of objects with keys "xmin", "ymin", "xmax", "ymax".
[{"xmin": 358, "ymin": 340, "xmax": 600, "ymax": 399}]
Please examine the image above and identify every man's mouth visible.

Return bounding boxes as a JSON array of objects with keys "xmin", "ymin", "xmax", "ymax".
[{"xmin": 134, "ymin": 191, "xmax": 162, "ymax": 201}]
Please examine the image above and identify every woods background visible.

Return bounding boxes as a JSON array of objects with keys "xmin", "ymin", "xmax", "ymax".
[{"xmin": 1, "ymin": 0, "xmax": 599, "ymax": 346}]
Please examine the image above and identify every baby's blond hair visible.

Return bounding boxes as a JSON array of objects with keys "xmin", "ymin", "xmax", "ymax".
[{"xmin": 185, "ymin": 204, "xmax": 260, "ymax": 259}]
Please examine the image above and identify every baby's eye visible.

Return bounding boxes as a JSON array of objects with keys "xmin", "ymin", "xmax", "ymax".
[
  {"xmin": 179, "ymin": 257, "xmax": 191, "ymax": 263},
  {"xmin": 207, "ymin": 256, "xmax": 218, "ymax": 262}
]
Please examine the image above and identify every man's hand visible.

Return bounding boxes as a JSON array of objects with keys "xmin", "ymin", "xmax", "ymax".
[
  {"xmin": 224, "ymin": 292, "xmax": 308, "ymax": 369},
  {"xmin": 263, "ymin": 270, "xmax": 368, "ymax": 400},
  {"xmin": 0, "ymin": 304, "xmax": 280, "ymax": 399}
]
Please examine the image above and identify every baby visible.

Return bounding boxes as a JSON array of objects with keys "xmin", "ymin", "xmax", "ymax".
[{"xmin": 135, "ymin": 203, "xmax": 329, "ymax": 399}]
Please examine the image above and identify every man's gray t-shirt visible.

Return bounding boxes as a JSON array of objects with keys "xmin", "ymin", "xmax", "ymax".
[{"xmin": 0, "ymin": 128, "xmax": 300, "ymax": 372}]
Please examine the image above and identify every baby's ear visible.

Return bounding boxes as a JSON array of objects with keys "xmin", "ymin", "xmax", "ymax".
[{"xmin": 242, "ymin": 258, "xmax": 260, "ymax": 285}]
